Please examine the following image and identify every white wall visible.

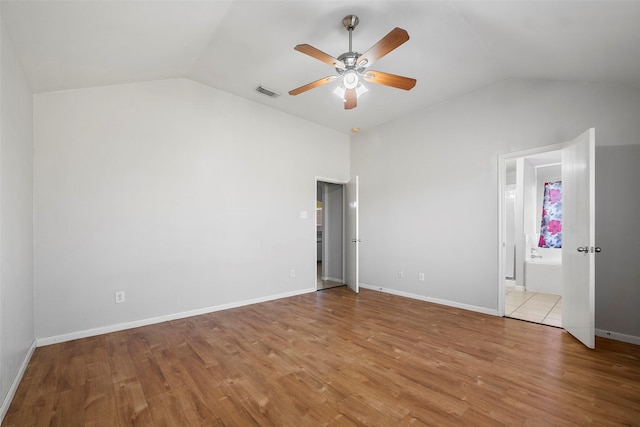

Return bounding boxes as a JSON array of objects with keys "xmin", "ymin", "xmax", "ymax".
[
  {"xmin": 18, "ymin": 72, "xmax": 640, "ymax": 352},
  {"xmin": 351, "ymin": 79, "xmax": 640, "ymax": 332},
  {"xmin": 595, "ymin": 145, "xmax": 640, "ymax": 339},
  {"xmin": 34, "ymin": 78, "xmax": 349, "ymax": 341},
  {"xmin": 352, "ymin": 80, "xmax": 508, "ymax": 311},
  {"xmin": 0, "ymin": 12, "xmax": 35, "ymax": 419}
]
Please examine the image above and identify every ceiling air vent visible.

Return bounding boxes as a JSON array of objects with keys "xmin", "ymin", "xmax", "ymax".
[{"xmin": 256, "ymin": 85, "xmax": 280, "ymax": 98}]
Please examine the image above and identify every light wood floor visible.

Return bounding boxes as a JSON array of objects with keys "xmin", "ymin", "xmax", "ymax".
[{"xmin": 4, "ymin": 287, "xmax": 640, "ymax": 426}]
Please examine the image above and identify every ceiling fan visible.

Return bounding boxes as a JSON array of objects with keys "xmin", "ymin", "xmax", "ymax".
[{"xmin": 289, "ymin": 15, "xmax": 416, "ymax": 110}]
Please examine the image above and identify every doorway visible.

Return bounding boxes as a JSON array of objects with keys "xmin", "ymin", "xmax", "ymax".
[
  {"xmin": 498, "ymin": 129, "xmax": 596, "ymax": 348},
  {"xmin": 503, "ymin": 151, "xmax": 563, "ymax": 327},
  {"xmin": 316, "ymin": 181, "xmax": 345, "ymax": 290}
]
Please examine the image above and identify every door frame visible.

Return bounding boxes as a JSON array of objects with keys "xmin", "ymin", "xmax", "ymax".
[
  {"xmin": 315, "ymin": 176, "xmax": 347, "ymax": 288},
  {"xmin": 497, "ymin": 143, "xmax": 564, "ymax": 316},
  {"xmin": 344, "ymin": 176, "xmax": 359, "ymax": 293}
]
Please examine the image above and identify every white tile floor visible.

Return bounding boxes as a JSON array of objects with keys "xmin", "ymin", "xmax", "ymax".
[{"xmin": 505, "ymin": 288, "xmax": 562, "ymax": 327}]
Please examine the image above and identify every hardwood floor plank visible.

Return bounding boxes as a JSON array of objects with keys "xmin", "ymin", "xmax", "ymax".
[
  {"xmin": 459, "ymin": 407, "xmax": 524, "ymax": 427},
  {"xmin": 112, "ymin": 378, "xmax": 155, "ymax": 426},
  {"xmin": 3, "ymin": 391, "xmax": 56, "ymax": 427},
  {"xmin": 166, "ymin": 382, "xmax": 221, "ymax": 426},
  {"xmin": 56, "ymin": 344, "xmax": 86, "ymax": 391},
  {"xmin": 50, "ymin": 388, "xmax": 84, "ymax": 426},
  {"xmin": 80, "ymin": 336, "xmax": 109, "ymax": 365},
  {"xmin": 4, "ymin": 287, "xmax": 640, "ymax": 426},
  {"xmin": 132, "ymin": 356, "xmax": 170, "ymax": 399},
  {"xmin": 334, "ymin": 394, "xmax": 400, "ymax": 425},
  {"xmin": 109, "ymin": 353, "xmax": 138, "ymax": 385},
  {"xmin": 84, "ymin": 375, "xmax": 119, "ymax": 426},
  {"xmin": 146, "ymin": 392, "xmax": 189, "ymax": 427}
]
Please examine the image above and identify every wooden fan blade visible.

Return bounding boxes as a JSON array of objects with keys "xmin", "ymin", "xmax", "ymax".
[
  {"xmin": 363, "ymin": 70, "xmax": 416, "ymax": 90},
  {"xmin": 344, "ymin": 88, "xmax": 357, "ymax": 110},
  {"xmin": 294, "ymin": 44, "xmax": 345, "ymax": 69},
  {"xmin": 356, "ymin": 28, "xmax": 409, "ymax": 68},
  {"xmin": 289, "ymin": 76, "xmax": 338, "ymax": 96}
]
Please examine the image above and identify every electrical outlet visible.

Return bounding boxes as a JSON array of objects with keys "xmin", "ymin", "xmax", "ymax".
[
  {"xmin": 115, "ymin": 291, "xmax": 125, "ymax": 304},
  {"xmin": 397, "ymin": 270, "xmax": 403, "ymax": 278},
  {"xmin": 290, "ymin": 270, "xmax": 296, "ymax": 278},
  {"xmin": 419, "ymin": 273, "xmax": 425, "ymax": 281}
]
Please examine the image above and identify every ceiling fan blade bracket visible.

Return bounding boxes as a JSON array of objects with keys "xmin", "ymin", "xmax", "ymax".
[
  {"xmin": 294, "ymin": 44, "xmax": 345, "ymax": 69},
  {"xmin": 363, "ymin": 70, "xmax": 416, "ymax": 90}
]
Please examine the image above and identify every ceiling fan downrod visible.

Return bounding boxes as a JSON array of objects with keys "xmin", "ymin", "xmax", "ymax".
[{"xmin": 342, "ymin": 15, "xmax": 359, "ymax": 53}]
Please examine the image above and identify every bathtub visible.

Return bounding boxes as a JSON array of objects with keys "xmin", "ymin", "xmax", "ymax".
[{"xmin": 524, "ymin": 257, "xmax": 562, "ymax": 295}]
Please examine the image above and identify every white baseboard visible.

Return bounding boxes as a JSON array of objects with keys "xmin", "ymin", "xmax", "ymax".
[
  {"xmin": 361, "ymin": 285, "xmax": 640, "ymax": 346},
  {"xmin": 1, "ymin": 340, "xmax": 36, "ymax": 423},
  {"xmin": 33, "ymin": 285, "xmax": 640, "ymax": 350},
  {"xmin": 596, "ymin": 329, "xmax": 640, "ymax": 346},
  {"xmin": 359, "ymin": 283, "xmax": 498, "ymax": 316},
  {"xmin": 37, "ymin": 287, "xmax": 316, "ymax": 347}
]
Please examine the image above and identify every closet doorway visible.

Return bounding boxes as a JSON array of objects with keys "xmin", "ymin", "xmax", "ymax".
[{"xmin": 316, "ymin": 181, "xmax": 345, "ymax": 290}]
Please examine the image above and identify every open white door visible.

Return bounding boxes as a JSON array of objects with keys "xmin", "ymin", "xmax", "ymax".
[
  {"xmin": 562, "ymin": 128, "xmax": 596, "ymax": 348},
  {"xmin": 345, "ymin": 176, "xmax": 359, "ymax": 293}
]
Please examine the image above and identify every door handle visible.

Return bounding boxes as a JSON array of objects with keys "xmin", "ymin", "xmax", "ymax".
[{"xmin": 577, "ymin": 246, "xmax": 601, "ymax": 253}]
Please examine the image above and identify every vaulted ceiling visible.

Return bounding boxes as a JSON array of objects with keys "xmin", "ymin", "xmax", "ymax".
[{"xmin": 3, "ymin": 1, "xmax": 640, "ymax": 134}]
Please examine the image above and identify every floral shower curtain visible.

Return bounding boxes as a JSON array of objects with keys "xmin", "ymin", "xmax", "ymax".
[{"xmin": 538, "ymin": 181, "xmax": 562, "ymax": 248}]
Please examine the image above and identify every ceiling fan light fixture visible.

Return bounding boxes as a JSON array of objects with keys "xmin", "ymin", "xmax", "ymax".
[
  {"xmin": 343, "ymin": 70, "xmax": 358, "ymax": 89},
  {"xmin": 355, "ymin": 83, "xmax": 368, "ymax": 97},
  {"xmin": 333, "ymin": 85, "xmax": 346, "ymax": 101},
  {"xmin": 334, "ymin": 81, "xmax": 367, "ymax": 103}
]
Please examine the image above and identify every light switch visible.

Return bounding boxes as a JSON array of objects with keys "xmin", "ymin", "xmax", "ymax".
[{"xmin": 300, "ymin": 210, "xmax": 308, "ymax": 219}]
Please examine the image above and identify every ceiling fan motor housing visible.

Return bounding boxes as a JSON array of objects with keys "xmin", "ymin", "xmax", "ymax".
[{"xmin": 336, "ymin": 52, "xmax": 359, "ymax": 73}]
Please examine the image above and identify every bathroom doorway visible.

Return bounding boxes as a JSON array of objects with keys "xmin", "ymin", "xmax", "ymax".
[
  {"xmin": 503, "ymin": 151, "xmax": 563, "ymax": 327},
  {"xmin": 498, "ymin": 129, "xmax": 597, "ymax": 348},
  {"xmin": 316, "ymin": 181, "xmax": 344, "ymax": 290}
]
